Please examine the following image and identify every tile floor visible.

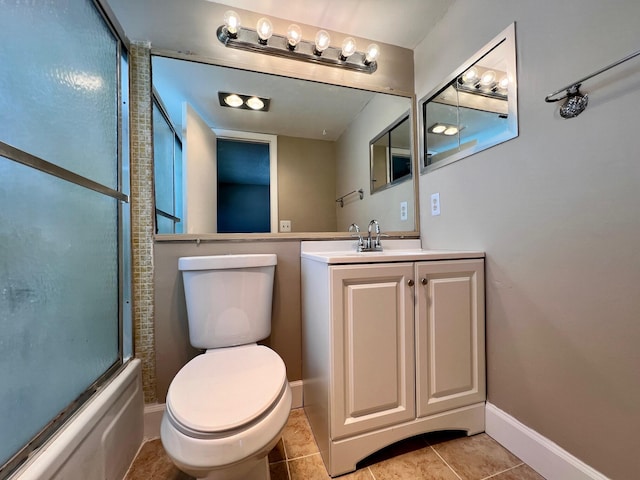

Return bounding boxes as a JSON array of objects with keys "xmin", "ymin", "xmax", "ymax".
[{"xmin": 125, "ymin": 409, "xmax": 545, "ymax": 480}]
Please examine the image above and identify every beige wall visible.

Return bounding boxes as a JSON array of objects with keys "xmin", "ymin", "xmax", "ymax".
[
  {"xmin": 277, "ymin": 136, "xmax": 337, "ymax": 232},
  {"xmin": 154, "ymin": 240, "xmax": 302, "ymax": 403},
  {"xmin": 336, "ymin": 94, "xmax": 415, "ymax": 231},
  {"xmin": 415, "ymin": 1, "xmax": 640, "ymax": 478}
]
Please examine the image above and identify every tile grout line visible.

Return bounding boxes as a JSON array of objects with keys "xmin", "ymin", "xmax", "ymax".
[
  {"xmin": 479, "ymin": 462, "xmax": 525, "ymax": 480},
  {"xmin": 429, "ymin": 445, "xmax": 463, "ymax": 480},
  {"xmin": 280, "ymin": 435, "xmax": 292, "ymax": 480},
  {"xmin": 288, "ymin": 451, "xmax": 322, "ymax": 461}
]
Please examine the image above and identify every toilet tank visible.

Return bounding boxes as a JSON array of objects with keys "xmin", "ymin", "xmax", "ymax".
[{"xmin": 178, "ymin": 254, "xmax": 277, "ymax": 349}]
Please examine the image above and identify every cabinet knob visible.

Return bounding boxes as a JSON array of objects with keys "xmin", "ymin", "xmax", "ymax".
[
  {"xmin": 407, "ymin": 279, "xmax": 414, "ymax": 287},
  {"xmin": 421, "ymin": 278, "xmax": 428, "ymax": 285}
]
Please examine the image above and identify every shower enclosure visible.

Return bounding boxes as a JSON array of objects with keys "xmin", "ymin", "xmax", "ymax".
[{"xmin": 0, "ymin": 0, "xmax": 132, "ymax": 477}]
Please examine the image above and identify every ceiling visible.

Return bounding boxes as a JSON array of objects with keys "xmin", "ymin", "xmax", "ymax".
[{"xmin": 152, "ymin": 56, "xmax": 377, "ymax": 141}]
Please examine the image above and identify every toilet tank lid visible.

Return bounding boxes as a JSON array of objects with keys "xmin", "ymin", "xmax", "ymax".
[{"xmin": 179, "ymin": 254, "xmax": 277, "ymax": 271}]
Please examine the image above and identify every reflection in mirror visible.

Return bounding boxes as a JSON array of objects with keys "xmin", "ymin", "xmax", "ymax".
[
  {"xmin": 151, "ymin": 55, "xmax": 416, "ymax": 235},
  {"xmin": 370, "ymin": 114, "xmax": 412, "ymax": 194},
  {"xmin": 419, "ymin": 23, "xmax": 517, "ymax": 173}
]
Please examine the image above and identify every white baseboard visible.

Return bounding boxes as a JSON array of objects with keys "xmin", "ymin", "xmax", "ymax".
[
  {"xmin": 485, "ymin": 402, "xmax": 609, "ymax": 480},
  {"xmin": 144, "ymin": 380, "xmax": 304, "ymax": 439},
  {"xmin": 290, "ymin": 380, "xmax": 303, "ymax": 409},
  {"xmin": 143, "ymin": 402, "xmax": 166, "ymax": 440}
]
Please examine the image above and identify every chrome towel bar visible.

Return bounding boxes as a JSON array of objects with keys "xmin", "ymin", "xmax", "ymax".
[
  {"xmin": 545, "ymin": 48, "xmax": 640, "ymax": 118},
  {"xmin": 336, "ymin": 188, "xmax": 364, "ymax": 208}
]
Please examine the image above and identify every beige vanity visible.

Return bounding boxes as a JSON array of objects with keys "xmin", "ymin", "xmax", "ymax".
[{"xmin": 301, "ymin": 240, "xmax": 486, "ymax": 477}]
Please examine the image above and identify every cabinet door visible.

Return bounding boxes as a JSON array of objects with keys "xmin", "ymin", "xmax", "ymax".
[
  {"xmin": 330, "ymin": 263, "xmax": 415, "ymax": 440},
  {"xmin": 415, "ymin": 259, "xmax": 485, "ymax": 417}
]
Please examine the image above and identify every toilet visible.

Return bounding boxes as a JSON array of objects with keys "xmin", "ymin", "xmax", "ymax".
[{"xmin": 161, "ymin": 254, "xmax": 292, "ymax": 480}]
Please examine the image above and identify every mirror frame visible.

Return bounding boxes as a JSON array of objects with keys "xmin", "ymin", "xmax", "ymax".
[
  {"xmin": 418, "ymin": 23, "xmax": 518, "ymax": 174},
  {"xmin": 150, "ymin": 50, "xmax": 421, "ymax": 241}
]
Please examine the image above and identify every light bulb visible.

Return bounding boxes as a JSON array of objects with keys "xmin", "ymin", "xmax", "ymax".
[
  {"xmin": 246, "ymin": 97, "xmax": 265, "ymax": 110},
  {"xmin": 479, "ymin": 70, "xmax": 496, "ymax": 87},
  {"xmin": 444, "ymin": 126, "xmax": 459, "ymax": 136},
  {"xmin": 364, "ymin": 43, "xmax": 380, "ymax": 64},
  {"xmin": 498, "ymin": 75, "xmax": 509, "ymax": 91},
  {"xmin": 256, "ymin": 17, "xmax": 273, "ymax": 44},
  {"xmin": 223, "ymin": 94, "xmax": 243, "ymax": 108},
  {"xmin": 314, "ymin": 30, "xmax": 331, "ymax": 55},
  {"xmin": 286, "ymin": 24, "xmax": 302, "ymax": 49},
  {"xmin": 432, "ymin": 125, "xmax": 447, "ymax": 134},
  {"xmin": 223, "ymin": 10, "xmax": 241, "ymax": 37},
  {"xmin": 461, "ymin": 67, "xmax": 479, "ymax": 85},
  {"xmin": 340, "ymin": 37, "xmax": 357, "ymax": 59}
]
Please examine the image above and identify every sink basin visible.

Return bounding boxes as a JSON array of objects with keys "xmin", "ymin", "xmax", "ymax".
[{"xmin": 300, "ymin": 240, "xmax": 484, "ymax": 264}]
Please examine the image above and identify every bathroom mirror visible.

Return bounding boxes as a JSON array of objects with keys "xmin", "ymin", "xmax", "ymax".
[
  {"xmin": 419, "ymin": 23, "xmax": 518, "ymax": 173},
  {"xmin": 151, "ymin": 55, "xmax": 416, "ymax": 236},
  {"xmin": 370, "ymin": 113, "xmax": 412, "ymax": 194}
]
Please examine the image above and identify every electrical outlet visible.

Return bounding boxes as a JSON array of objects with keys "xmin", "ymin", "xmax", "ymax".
[
  {"xmin": 400, "ymin": 201, "xmax": 408, "ymax": 221},
  {"xmin": 279, "ymin": 220, "xmax": 291, "ymax": 232},
  {"xmin": 431, "ymin": 193, "xmax": 441, "ymax": 216}
]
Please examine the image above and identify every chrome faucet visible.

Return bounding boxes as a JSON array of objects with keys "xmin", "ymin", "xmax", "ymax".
[
  {"xmin": 349, "ymin": 223, "xmax": 364, "ymax": 251},
  {"xmin": 367, "ymin": 219, "xmax": 383, "ymax": 251},
  {"xmin": 350, "ymin": 221, "xmax": 386, "ymax": 252}
]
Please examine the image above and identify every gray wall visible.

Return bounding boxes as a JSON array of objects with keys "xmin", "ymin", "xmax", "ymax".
[{"xmin": 415, "ymin": 1, "xmax": 640, "ymax": 478}]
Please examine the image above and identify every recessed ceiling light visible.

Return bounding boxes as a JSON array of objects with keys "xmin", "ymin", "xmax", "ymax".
[
  {"xmin": 218, "ymin": 92, "xmax": 270, "ymax": 111},
  {"xmin": 429, "ymin": 123, "xmax": 460, "ymax": 135},
  {"xmin": 223, "ymin": 93, "xmax": 243, "ymax": 108},
  {"xmin": 246, "ymin": 96, "xmax": 265, "ymax": 110}
]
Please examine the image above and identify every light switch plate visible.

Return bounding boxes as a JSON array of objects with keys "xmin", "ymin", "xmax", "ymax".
[
  {"xmin": 400, "ymin": 201, "xmax": 408, "ymax": 221},
  {"xmin": 431, "ymin": 193, "xmax": 441, "ymax": 216}
]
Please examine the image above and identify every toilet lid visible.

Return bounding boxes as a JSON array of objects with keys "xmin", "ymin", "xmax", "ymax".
[{"xmin": 166, "ymin": 345, "xmax": 287, "ymax": 433}]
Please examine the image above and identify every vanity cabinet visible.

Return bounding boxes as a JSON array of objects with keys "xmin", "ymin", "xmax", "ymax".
[
  {"xmin": 301, "ymin": 247, "xmax": 485, "ymax": 477},
  {"xmin": 330, "ymin": 263, "xmax": 415, "ymax": 440},
  {"xmin": 415, "ymin": 260, "xmax": 485, "ymax": 417}
]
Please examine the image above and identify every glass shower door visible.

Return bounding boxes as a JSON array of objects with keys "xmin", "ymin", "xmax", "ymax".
[{"xmin": 0, "ymin": 0, "xmax": 125, "ymax": 473}]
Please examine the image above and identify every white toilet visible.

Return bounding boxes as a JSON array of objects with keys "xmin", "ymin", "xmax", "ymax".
[{"xmin": 161, "ymin": 254, "xmax": 292, "ymax": 480}]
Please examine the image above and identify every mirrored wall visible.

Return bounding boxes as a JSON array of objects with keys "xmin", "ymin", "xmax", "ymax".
[
  {"xmin": 419, "ymin": 23, "xmax": 518, "ymax": 173},
  {"xmin": 151, "ymin": 56, "xmax": 416, "ymax": 235}
]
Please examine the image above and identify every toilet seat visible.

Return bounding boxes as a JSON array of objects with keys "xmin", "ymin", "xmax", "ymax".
[{"xmin": 166, "ymin": 345, "xmax": 287, "ymax": 436}]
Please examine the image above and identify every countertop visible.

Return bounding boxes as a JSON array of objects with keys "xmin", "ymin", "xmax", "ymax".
[{"xmin": 300, "ymin": 240, "xmax": 485, "ymax": 265}]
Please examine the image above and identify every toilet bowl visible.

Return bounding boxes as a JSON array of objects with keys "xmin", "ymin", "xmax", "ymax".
[
  {"xmin": 161, "ymin": 254, "xmax": 291, "ymax": 480},
  {"xmin": 161, "ymin": 345, "xmax": 292, "ymax": 479}
]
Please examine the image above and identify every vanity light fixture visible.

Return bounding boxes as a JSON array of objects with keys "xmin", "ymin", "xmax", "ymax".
[
  {"xmin": 457, "ymin": 66, "xmax": 508, "ymax": 99},
  {"xmin": 218, "ymin": 92, "xmax": 270, "ymax": 112},
  {"xmin": 216, "ymin": 10, "xmax": 379, "ymax": 73}
]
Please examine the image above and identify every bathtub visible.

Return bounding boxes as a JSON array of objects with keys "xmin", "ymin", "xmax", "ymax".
[{"xmin": 13, "ymin": 359, "xmax": 143, "ymax": 480}]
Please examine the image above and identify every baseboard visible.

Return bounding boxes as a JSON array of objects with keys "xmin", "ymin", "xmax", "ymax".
[
  {"xmin": 485, "ymin": 402, "xmax": 609, "ymax": 480},
  {"xmin": 144, "ymin": 380, "xmax": 304, "ymax": 439},
  {"xmin": 143, "ymin": 402, "xmax": 166, "ymax": 440},
  {"xmin": 290, "ymin": 380, "xmax": 303, "ymax": 409}
]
